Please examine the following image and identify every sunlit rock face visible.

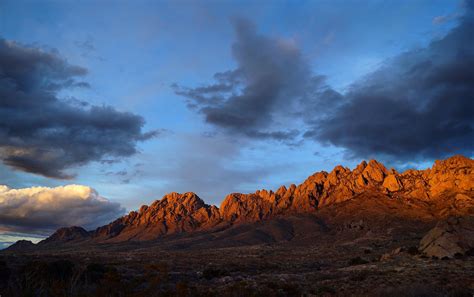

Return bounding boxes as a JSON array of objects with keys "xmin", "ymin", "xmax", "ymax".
[
  {"xmin": 83, "ymin": 155, "xmax": 473, "ymax": 243},
  {"xmin": 20, "ymin": 155, "xmax": 468, "ymax": 246},
  {"xmin": 427, "ymin": 156, "xmax": 474, "ymax": 197},
  {"xmin": 93, "ymin": 192, "xmax": 221, "ymax": 241},
  {"xmin": 219, "ymin": 155, "xmax": 473, "ymax": 222}
]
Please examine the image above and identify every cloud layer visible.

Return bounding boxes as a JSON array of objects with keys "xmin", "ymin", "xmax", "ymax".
[
  {"xmin": 0, "ymin": 38, "xmax": 157, "ymax": 178},
  {"xmin": 176, "ymin": 6, "xmax": 474, "ymax": 161},
  {"xmin": 0, "ymin": 232, "xmax": 44, "ymax": 249},
  {"xmin": 0, "ymin": 184, "xmax": 125, "ymax": 234},
  {"xmin": 306, "ymin": 3, "xmax": 474, "ymax": 160}
]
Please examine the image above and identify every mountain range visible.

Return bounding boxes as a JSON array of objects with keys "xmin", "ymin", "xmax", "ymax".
[{"xmin": 6, "ymin": 155, "xmax": 474, "ymax": 252}]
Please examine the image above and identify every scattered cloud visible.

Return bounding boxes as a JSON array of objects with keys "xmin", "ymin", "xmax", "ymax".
[
  {"xmin": 305, "ymin": 4, "xmax": 474, "ymax": 161},
  {"xmin": 173, "ymin": 18, "xmax": 329, "ymax": 142},
  {"xmin": 0, "ymin": 38, "xmax": 158, "ymax": 178},
  {"xmin": 75, "ymin": 36, "xmax": 96, "ymax": 53},
  {"xmin": 432, "ymin": 0, "xmax": 468, "ymax": 25},
  {"xmin": 104, "ymin": 168, "xmax": 143, "ymax": 184},
  {"xmin": 176, "ymin": 8, "xmax": 473, "ymax": 162},
  {"xmin": 432, "ymin": 13, "xmax": 459, "ymax": 25},
  {"xmin": 0, "ymin": 184, "xmax": 125, "ymax": 235}
]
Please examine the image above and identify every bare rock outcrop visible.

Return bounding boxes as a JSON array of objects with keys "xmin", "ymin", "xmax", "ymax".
[
  {"xmin": 382, "ymin": 174, "xmax": 402, "ymax": 192},
  {"xmin": 427, "ymin": 155, "xmax": 474, "ymax": 197},
  {"xmin": 94, "ymin": 192, "xmax": 221, "ymax": 241},
  {"xmin": 419, "ymin": 216, "xmax": 474, "ymax": 258},
  {"xmin": 219, "ymin": 155, "xmax": 473, "ymax": 222},
  {"xmin": 38, "ymin": 155, "xmax": 473, "ymax": 245}
]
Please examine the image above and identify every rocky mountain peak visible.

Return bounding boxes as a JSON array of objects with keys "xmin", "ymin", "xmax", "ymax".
[
  {"xmin": 93, "ymin": 192, "xmax": 221, "ymax": 241},
  {"xmin": 4, "ymin": 240, "xmax": 35, "ymax": 251},
  {"xmin": 427, "ymin": 155, "xmax": 474, "ymax": 197},
  {"xmin": 39, "ymin": 155, "xmax": 473, "ymax": 244},
  {"xmin": 39, "ymin": 226, "xmax": 90, "ymax": 245},
  {"xmin": 362, "ymin": 159, "xmax": 389, "ymax": 182},
  {"xmin": 218, "ymin": 155, "xmax": 473, "ymax": 221},
  {"xmin": 431, "ymin": 155, "xmax": 473, "ymax": 172},
  {"xmin": 148, "ymin": 192, "xmax": 207, "ymax": 215}
]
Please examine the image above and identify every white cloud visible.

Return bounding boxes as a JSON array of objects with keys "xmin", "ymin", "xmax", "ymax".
[{"xmin": 0, "ymin": 184, "xmax": 125, "ymax": 235}]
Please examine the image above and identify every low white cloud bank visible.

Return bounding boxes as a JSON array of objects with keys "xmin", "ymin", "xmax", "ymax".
[{"xmin": 0, "ymin": 185, "xmax": 125, "ymax": 235}]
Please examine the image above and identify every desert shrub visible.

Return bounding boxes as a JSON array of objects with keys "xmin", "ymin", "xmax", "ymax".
[
  {"xmin": 350, "ymin": 270, "xmax": 370, "ymax": 281},
  {"xmin": 144, "ymin": 262, "xmax": 169, "ymax": 282},
  {"xmin": 222, "ymin": 281, "xmax": 259, "ymax": 297},
  {"xmin": 447, "ymin": 287, "xmax": 472, "ymax": 297},
  {"xmin": 130, "ymin": 262, "xmax": 173, "ymax": 296},
  {"xmin": 311, "ymin": 285, "xmax": 336, "ymax": 295},
  {"xmin": 305, "ymin": 261, "xmax": 322, "ymax": 270},
  {"xmin": 93, "ymin": 268, "xmax": 127, "ymax": 297},
  {"xmin": 279, "ymin": 282, "xmax": 301, "ymax": 296},
  {"xmin": 0, "ymin": 260, "xmax": 10, "ymax": 285},
  {"xmin": 441, "ymin": 256, "xmax": 450, "ymax": 260},
  {"xmin": 176, "ymin": 281, "xmax": 190, "ymax": 297},
  {"xmin": 375, "ymin": 284, "xmax": 444, "ymax": 297},
  {"xmin": 406, "ymin": 246, "xmax": 419, "ymax": 255},
  {"xmin": 465, "ymin": 248, "xmax": 474, "ymax": 257},
  {"xmin": 22, "ymin": 259, "xmax": 74, "ymax": 283},
  {"xmin": 348, "ymin": 256, "xmax": 368, "ymax": 266},
  {"xmin": 202, "ymin": 266, "xmax": 227, "ymax": 280},
  {"xmin": 80, "ymin": 262, "xmax": 109, "ymax": 284},
  {"xmin": 48, "ymin": 259, "xmax": 75, "ymax": 281},
  {"xmin": 13, "ymin": 259, "xmax": 76, "ymax": 297},
  {"xmin": 0, "ymin": 260, "xmax": 11, "ymax": 296}
]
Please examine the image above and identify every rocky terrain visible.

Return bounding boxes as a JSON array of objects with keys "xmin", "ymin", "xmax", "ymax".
[
  {"xmin": 11, "ymin": 154, "xmax": 472, "ymax": 246},
  {"xmin": 419, "ymin": 216, "xmax": 474, "ymax": 258},
  {"xmin": 1, "ymin": 155, "xmax": 473, "ymax": 296}
]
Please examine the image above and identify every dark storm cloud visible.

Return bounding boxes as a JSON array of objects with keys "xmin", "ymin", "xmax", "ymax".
[
  {"xmin": 173, "ymin": 19, "xmax": 327, "ymax": 141},
  {"xmin": 0, "ymin": 38, "xmax": 157, "ymax": 178},
  {"xmin": 177, "ymin": 7, "xmax": 473, "ymax": 160},
  {"xmin": 305, "ymin": 4, "xmax": 474, "ymax": 160}
]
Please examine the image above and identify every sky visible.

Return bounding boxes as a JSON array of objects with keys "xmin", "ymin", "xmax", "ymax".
[{"xmin": 0, "ymin": 0, "xmax": 473, "ymax": 247}]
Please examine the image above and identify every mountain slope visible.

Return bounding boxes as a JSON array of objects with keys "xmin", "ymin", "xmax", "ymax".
[
  {"xmin": 3, "ymin": 240, "xmax": 36, "ymax": 252},
  {"xmin": 31, "ymin": 155, "xmax": 474, "ymax": 247},
  {"xmin": 219, "ymin": 155, "xmax": 473, "ymax": 223},
  {"xmin": 93, "ymin": 192, "xmax": 222, "ymax": 242}
]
